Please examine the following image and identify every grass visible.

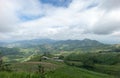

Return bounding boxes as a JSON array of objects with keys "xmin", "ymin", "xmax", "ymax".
[
  {"xmin": 94, "ymin": 63, "xmax": 120, "ymax": 77},
  {"xmin": 46, "ymin": 66, "xmax": 116, "ymax": 78},
  {"xmin": 0, "ymin": 65, "xmax": 115, "ymax": 78},
  {"xmin": 0, "ymin": 72, "xmax": 40, "ymax": 78},
  {"xmin": 12, "ymin": 61, "xmax": 64, "ymax": 72},
  {"xmin": 0, "ymin": 60, "xmax": 117, "ymax": 78}
]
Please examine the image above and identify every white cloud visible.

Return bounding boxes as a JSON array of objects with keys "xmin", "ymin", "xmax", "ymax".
[
  {"xmin": 112, "ymin": 32, "xmax": 120, "ymax": 37},
  {"xmin": 99, "ymin": 0, "xmax": 120, "ymax": 10},
  {"xmin": 0, "ymin": 0, "xmax": 120, "ymax": 43},
  {"xmin": 0, "ymin": 0, "xmax": 20, "ymax": 32},
  {"xmin": 92, "ymin": 10, "xmax": 120, "ymax": 34}
]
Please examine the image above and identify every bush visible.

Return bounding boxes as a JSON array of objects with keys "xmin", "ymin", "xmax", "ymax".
[
  {"xmin": 65, "ymin": 53, "xmax": 120, "ymax": 67},
  {"xmin": 0, "ymin": 63, "xmax": 13, "ymax": 72}
]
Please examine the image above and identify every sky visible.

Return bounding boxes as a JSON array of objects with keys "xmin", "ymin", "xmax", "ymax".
[{"xmin": 0, "ymin": 0, "xmax": 120, "ymax": 44}]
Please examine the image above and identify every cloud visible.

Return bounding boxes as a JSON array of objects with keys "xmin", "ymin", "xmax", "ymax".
[
  {"xmin": 112, "ymin": 31, "xmax": 120, "ymax": 37},
  {"xmin": 92, "ymin": 10, "xmax": 120, "ymax": 35},
  {"xmin": 0, "ymin": 0, "xmax": 45, "ymax": 32},
  {"xmin": 0, "ymin": 0, "xmax": 20, "ymax": 32},
  {"xmin": 12, "ymin": 0, "xmax": 98, "ymax": 40},
  {"xmin": 0, "ymin": 0, "xmax": 120, "ymax": 43},
  {"xmin": 99, "ymin": 0, "xmax": 120, "ymax": 10}
]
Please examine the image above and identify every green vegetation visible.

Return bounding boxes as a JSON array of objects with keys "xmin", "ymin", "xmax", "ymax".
[
  {"xmin": 46, "ymin": 66, "xmax": 115, "ymax": 78},
  {"xmin": 94, "ymin": 64, "xmax": 120, "ymax": 76},
  {"xmin": 65, "ymin": 52, "xmax": 120, "ymax": 77},
  {"xmin": 0, "ymin": 64, "xmax": 116, "ymax": 78},
  {"xmin": 0, "ymin": 39, "xmax": 120, "ymax": 78},
  {"xmin": 0, "ymin": 72, "xmax": 40, "ymax": 78},
  {"xmin": 65, "ymin": 52, "xmax": 120, "ymax": 65}
]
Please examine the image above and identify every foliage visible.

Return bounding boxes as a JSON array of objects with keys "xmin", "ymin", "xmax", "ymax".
[
  {"xmin": 94, "ymin": 64, "xmax": 120, "ymax": 77},
  {"xmin": 0, "ymin": 72, "xmax": 41, "ymax": 78},
  {"xmin": 65, "ymin": 53, "xmax": 120, "ymax": 65},
  {"xmin": 64, "ymin": 52, "xmax": 120, "ymax": 77},
  {"xmin": 58, "ymin": 55, "xmax": 64, "ymax": 59},
  {"xmin": 46, "ymin": 66, "xmax": 115, "ymax": 78},
  {"xmin": 0, "ymin": 63, "xmax": 13, "ymax": 72},
  {"xmin": 38, "ymin": 64, "xmax": 45, "ymax": 78},
  {"xmin": 0, "ymin": 66, "xmax": 115, "ymax": 78}
]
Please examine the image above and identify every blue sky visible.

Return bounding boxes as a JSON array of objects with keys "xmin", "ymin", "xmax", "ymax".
[
  {"xmin": 0, "ymin": 0, "xmax": 120, "ymax": 44},
  {"xmin": 40, "ymin": 0, "xmax": 72, "ymax": 7}
]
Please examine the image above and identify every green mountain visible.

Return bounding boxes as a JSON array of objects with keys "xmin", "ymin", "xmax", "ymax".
[
  {"xmin": 0, "ymin": 39, "xmax": 116, "ymax": 62},
  {"xmin": 0, "ymin": 39, "xmax": 56, "ymax": 48},
  {"xmin": 51, "ymin": 39, "xmax": 107, "ymax": 51}
]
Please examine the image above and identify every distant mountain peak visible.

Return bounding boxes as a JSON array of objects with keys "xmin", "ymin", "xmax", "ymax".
[{"xmin": 83, "ymin": 38, "xmax": 92, "ymax": 41}]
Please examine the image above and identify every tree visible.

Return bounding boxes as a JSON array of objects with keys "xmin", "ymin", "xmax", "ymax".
[
  {"xmin": 0, "ymin": 52, "xmax": 3, "ymax": 71},
  {"xmin": 38, "ymin": 64, "xmax": 45, "ymax": 78},
  {"xmin": 59, "ymin": 55, "xmax": 64, "ymax": 59},
  {"xmin": 0, "ymin": 53, "xmax": 12, "ymax": 72},
  {"xmin": 82, "ymin": 57, "xmax": 94, "ymax": 69}
]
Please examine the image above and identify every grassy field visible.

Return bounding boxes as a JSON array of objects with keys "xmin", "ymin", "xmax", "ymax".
[
  {"xmin": 12, "ymin": 61, "xmax": 63, "ymax": 72},
  {"xmin": 94, "ymin": 63, "xmax": 120, "ymax": 77},
  {"xmin": 46, "ymin": 66, "xmax": 116, "ymax": 78},
  {"xmin": 0, "ymin": 72, "xmax": 40, "ymax": 78},
  {"xmin": 0, "ymin": 60, "xmax": 117, "ymax": 78},
  {"xmin": 0, "ymin": 65, "xmax": 116, "ymax": 78}
]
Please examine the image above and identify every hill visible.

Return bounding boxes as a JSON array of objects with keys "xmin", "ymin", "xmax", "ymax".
[
  {"xmin": 0, "ymin": 61, "xmax": 116, "ymax": 78},
  {"xmin": 0, "ymin": 39, "xmax": 111, "ymax": 62},
  {"xmin": 0, "ymin": 39, "xmax": 56, "ymax": 48}
]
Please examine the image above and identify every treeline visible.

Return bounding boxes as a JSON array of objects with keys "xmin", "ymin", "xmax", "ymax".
[
  {"xmin": 65, "ymin": 53, "xmax": 120, "ymax": 65},
  {"xmin": 0, "ymin": 47, "xmax": 21, "ymax": 55},
  {"xmin": 64, "ymin": 52, "xmax": 120, "ymax": 76}
]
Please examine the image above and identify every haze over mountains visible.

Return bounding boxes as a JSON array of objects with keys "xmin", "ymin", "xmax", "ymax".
[{"xmin": 0, "ymin": 38, "xmax": 106, "ymax": 48}]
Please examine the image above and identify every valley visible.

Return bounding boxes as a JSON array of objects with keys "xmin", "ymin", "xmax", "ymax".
[{"xmin": 0, "ymin": 39, "xmax": 120, "ymax": 78}]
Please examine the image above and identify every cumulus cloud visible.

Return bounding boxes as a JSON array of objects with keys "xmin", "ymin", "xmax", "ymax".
[
  {"xmin": 112, "ymin": 31, "xmax": 120, "ymax": 37},
  {"xmin": 0, "ymin": 0, "xmax": 46, "ymax": 33},
  {"xmin": 0, "ymin": 0, "xmax": 120, "ymax": 43},
  {"xmin": 92, "ymin": 10, "xmax": 120, "ymax": 34},
  {"xmin": 0, "ymin": 0, "xmax": 20, "ymax": 32},
  {"xmin": 99, "ymin": 0, "xmax": 120, "ymax": 10}
]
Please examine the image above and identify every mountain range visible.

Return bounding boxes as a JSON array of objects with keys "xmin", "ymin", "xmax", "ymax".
[
  {"xmin": 0, "ymin": 38, "xmax": 119, "ymax": 62},
  {"xmin": 0, "ymin": 38, "xmax": 106, "ymax": 48}
]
